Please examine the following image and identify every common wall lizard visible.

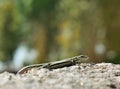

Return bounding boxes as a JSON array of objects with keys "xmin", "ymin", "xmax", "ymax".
[{"xmin": 17, "ymin": 55, "xmax": 89, "ymax": 74}]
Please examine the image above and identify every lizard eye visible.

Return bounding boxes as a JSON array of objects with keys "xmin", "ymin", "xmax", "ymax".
[
  {"xmin": 81, "ymin": 55, "xmax": 85, "ymax": 58},
  {"xmin": 80, "ymin": 55, "xmax": 88, "ymax": 59}
]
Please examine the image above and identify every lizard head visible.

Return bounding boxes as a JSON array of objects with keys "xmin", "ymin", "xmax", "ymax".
[{"xmin": 75, "ymin": 55, "xmax": 89, "ymax": 63}]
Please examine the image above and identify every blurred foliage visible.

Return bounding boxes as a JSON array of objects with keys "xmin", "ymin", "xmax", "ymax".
[
  {"xmin": 107, "ymin": 54, "xmax": 120, "ymax": 64},
  {"xmin": 0, "ymin": 0, "xmax": 25, "ymax": 62},
  {"xmin": 0, "ymin": 0, "xmax": 120, "ymax": 69},
  {"xmin": 30, "ymin": 0, "xmax": 57, "ymax": 19}
]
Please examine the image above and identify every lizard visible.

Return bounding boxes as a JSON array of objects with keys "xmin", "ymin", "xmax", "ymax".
[{"xmin": 17, "ymin": 55, "xmax": 89, "ymax": 74}]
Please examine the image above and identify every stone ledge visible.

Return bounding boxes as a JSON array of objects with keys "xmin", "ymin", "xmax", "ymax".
[{"xmin": 0, "ymin": 63, "xmax": 120, "ymax": 89}]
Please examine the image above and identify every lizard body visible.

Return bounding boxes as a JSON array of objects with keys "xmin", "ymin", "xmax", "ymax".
[{"xmin": 17, "ymin": 55, "xmax": 89, "ymax": 74}]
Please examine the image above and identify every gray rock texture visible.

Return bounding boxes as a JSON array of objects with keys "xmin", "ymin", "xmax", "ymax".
[{"xmin": 0, "ymin": 63, "xmax": 120, "ymax": 89}]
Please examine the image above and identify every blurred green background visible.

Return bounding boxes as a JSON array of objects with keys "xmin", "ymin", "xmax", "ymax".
[{"xmin": 0, "ymin": 0, "xmax": 120, "ymax": 72}]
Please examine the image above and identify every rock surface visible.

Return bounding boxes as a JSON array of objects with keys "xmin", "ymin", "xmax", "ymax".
[{"xmin": 0, "ymin": 63, "xmax": 120, "ymax": 89}]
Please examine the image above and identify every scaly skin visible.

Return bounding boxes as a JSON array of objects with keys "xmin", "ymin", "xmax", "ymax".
[{"xmin": 17, "ymin": 55, "xmax": 89, "ymax": 74}]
